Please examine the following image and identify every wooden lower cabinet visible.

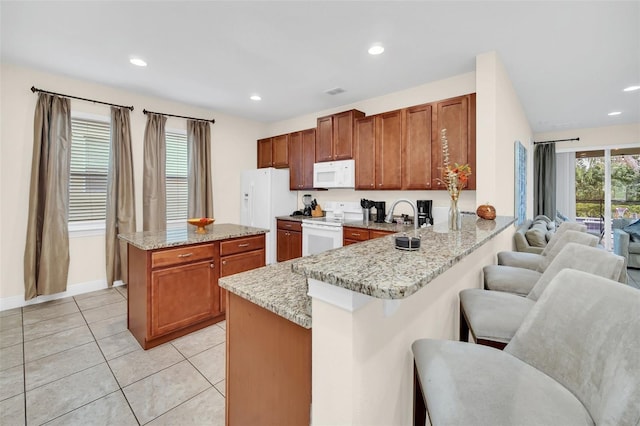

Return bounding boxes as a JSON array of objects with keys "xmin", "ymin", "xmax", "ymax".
[
  {"xmin": 127, "ymin": 233, "xmax": 266, "ymax": 350},
  {"xmin": 219, "ymin": 235, "xmax": 266, "ymax": 313},
  {"xmin": 277, "ymin": 219, "xmax": 303, "ymax": 262},
  {"xmin": 226, "ymin": 292, "xmax": 311, "ymax": 426},
  {"xmin": 343, "ymin": 226, "xmax": 393, "ymax": 245}
]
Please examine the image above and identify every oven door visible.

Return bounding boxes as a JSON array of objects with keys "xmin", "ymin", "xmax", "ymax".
[{"xmin": 302, "ymin": 222, "xmax": 343, "ymax": 256}]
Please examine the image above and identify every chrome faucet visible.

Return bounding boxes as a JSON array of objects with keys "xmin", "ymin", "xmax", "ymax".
[{"xmin": 385, "ymin": 199, "xmax": 418, "ymax": 230}]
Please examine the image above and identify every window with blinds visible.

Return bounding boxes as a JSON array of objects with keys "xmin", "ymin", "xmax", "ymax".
[
  {"xmin": 69, "ymin": 117, "xmax": 110, "ymax": 222},
  {"xmin": 166, "ymin": 131, "xmax": 188, "ymax": 221}
]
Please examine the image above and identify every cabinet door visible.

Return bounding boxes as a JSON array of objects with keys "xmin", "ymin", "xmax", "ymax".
[
  {"xmin": 221, "ymin": 249, "xmax": 266, "ymax": 277},
  {"xmin": 369, "ymin": 230, "xmax": 393, "ymax": 239},
  {"xmin": 432, "ymin": 95, "xmax": 475, "ymax": 189},
  {"xmin": 375, "ymin": 110, "xmax": 402, "ymax": 189},
  {"xmin": 333, "ymin": 110, "xmax": 364, "ymax": 160},
  {"xmin": 354, "ymin": 116, "xmax": 376, "ymax": 189},
  {"xmin": 289, "ymin": 131, "xmax": 303, "ymax": 190},
  {"xmin": 277, "ymin": 229, "xmax": 290, "ymax": 262},
  {"xmin": 403, "ymin": 104, "xmax": 432, "ymax": 189},
  {"xmin": 272, "ymin": 134, "xmax": 289, "ymax": 168},
  {"xmin": 290, "ymin": 230, "xmax": 302, "ymax": 260},
  {"xmin": 150, "ymin": 260, "xmax": 217, "ymax": 338},
  {"xmin": 301, "ymin": 128, "xmax": 316, "ymax": 189},
  {"xmin": 257, "ymin": 138, "xmax": 272, "ymax": 168},
  {"xmin": 316, "ymin": 116, "xmax": 333, "ymax": 162}
]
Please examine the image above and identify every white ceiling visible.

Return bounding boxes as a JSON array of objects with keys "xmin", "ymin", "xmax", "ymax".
[{"xmin": 1, "ymin": 1, "xmax": 638, "ymax": 133}]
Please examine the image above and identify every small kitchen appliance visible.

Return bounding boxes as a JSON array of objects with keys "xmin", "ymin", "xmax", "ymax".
[
  {"xmin": 302, "ymin": 194, "xmax": 313, "ymax": 216},
  {"xmin": 417, "ymin": 200, "xmax": 434, "ymax": 226},
  {"xmin": 372, "ymin": 201, "xmax": 386, "ymax": 223}
]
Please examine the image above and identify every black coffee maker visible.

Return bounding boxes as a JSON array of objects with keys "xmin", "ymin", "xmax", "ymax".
[
  {"xmin": 372, "ymin": 201, "xmax": 386, "ymax": 223},
  {"xmin": 417, "ymin": 200, "xmax": 434, "ymax": 226}
]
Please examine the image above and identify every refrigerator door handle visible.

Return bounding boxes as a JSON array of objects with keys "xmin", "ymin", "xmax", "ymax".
[{"xmin": 249, "ymin": 182, "xmax": 254, "ymax": 226}]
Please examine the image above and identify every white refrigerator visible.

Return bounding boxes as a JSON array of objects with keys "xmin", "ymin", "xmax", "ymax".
[{"xmin": 240, "ymin": 168, "xmax": 297, "ymax": 265}]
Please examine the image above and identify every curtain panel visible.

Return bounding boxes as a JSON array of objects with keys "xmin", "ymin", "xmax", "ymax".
[
  {"xmin": 24, "ymin": 93, "xmax": 71, "ymax": 300},
  {"xmin": 534, "ymin": 143, "xmax": 557, "ymax": 220},
  {"xmin": 143, "ymin": 113, "xmax": 167, "ymax": 231},
  {"xmin": 187, "ymin": 120, "xmax": 214, "ymax": 218},
  {"xmin": 105, "ymin": 107, "xmax": 136, "ymax": 286}
]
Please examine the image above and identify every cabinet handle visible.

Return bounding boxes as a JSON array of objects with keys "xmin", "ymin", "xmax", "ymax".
[
  {"xmin": 222, "ymin": 260, "xmax": 227, "ymax": 265},
  {"xmin": 351, "ymin": 233, "xmax": 360, "ymax": 237},
  {"xmin": 238, "ymin": 243, "xmax": 250, "ymax": 248},
  {"xmin": 285, "ymin": 224, "xmax": 292, "ymax": 228},
  {"xmin": 178, "ymin": 253, "xmax": 193, "ymax": 258},
  {"xmin": 370, "ymin": 183, "xmax": 374, "ymax": 187},
  {"xmin": 210, "ymin": 263, "xmax": 215, "ymax": 269}
]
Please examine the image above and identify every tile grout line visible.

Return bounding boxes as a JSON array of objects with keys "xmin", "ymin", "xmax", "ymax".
[{"xmin": 75, "ymin": 291, "xmax": 143, "ymax": 426}]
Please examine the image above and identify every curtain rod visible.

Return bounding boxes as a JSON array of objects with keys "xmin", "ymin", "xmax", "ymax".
[
  {"xmin": 533, "ymin": 137, "xmax": 580, "ymax": 145},
  {"xmin": 143, "ymin": 109, "xmax": 215, "ymax": 124},
  {"xmin": 31, "ymin": 86, "xmax": 134, "ymax": 111}
]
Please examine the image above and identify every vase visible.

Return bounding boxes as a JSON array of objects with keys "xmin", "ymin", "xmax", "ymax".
[{"xmin": 448, "ymin": 197, "xmax": 462, "ymax": 231}]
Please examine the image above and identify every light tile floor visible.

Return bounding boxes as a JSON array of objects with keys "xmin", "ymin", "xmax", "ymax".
[{"xmin": 0, "ymin": 286, "xmax": 226, "ymax": 425}]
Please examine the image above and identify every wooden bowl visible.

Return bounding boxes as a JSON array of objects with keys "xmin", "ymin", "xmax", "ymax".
[{"xmin": 187, "ymin": 218, "xmax": 215, "ymax": 234}]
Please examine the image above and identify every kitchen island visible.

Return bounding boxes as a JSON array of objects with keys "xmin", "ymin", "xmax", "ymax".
[
  {"xmin": 119, "ymin": 223, "xmax": 267, "ymax": 349},
  {"xmin": 220, "ymin": 214, "xmax": 514, "ymax": 425}
]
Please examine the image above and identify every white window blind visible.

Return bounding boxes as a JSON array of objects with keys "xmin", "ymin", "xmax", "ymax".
[
  {"xmin": 166, "ymin": 131, "xmax": 188, "ymax": 221},
  {"xmin": 69, "ymin": 117, "xmax": 110, "ymax": 222}
]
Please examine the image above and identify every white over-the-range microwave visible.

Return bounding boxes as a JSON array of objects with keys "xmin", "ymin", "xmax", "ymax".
[{"xmin": 313, "ymin": 159, "xmax": 355, "ymax": 189}]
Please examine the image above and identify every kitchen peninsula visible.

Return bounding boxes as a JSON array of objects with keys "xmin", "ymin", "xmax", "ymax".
[
  {"xmin": 119, "ymin": 223, "xmax": 267, "ymax": 349},
  {"xmin": 220, "ymin": 214, "xmax": 514, "ymax": 425}
]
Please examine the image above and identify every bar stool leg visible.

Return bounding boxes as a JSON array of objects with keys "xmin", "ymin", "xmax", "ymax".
[{"xmin": 413, "ymin": 363, "xmax": 427, "ymax": 426}]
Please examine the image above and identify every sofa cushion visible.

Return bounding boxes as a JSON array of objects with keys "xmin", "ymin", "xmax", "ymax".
[
  {"xmin": 623, "ymin": 219, "xmax": 640, "ymax": 242},
  {"xmin": 525, "ymin": 223, "xmax": 548, "ymax": 247},
  {"xmin": 629, "ymin": 242, "xmax": 640, "ymax": 254},
  {"xmin": 484, "ymin": 265, "xmax": 541, "ymax": 295}
]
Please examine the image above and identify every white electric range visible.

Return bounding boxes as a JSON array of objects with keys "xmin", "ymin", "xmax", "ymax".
[{"xmin": 301, "ymin": 201, "xmax": 362, "ymax": 256}]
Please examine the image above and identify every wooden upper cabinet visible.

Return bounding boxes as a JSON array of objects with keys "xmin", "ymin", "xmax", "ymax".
[
  {"xmin": 257, "ymin": 135, "xmax": 289, "ymax": 169},
  {"xmin": 375, "ymin": 110, "xmax": 402, "ymax": 190},
  {"xmin": 316, "ymin": 116, "xmax": 333, "ymax": 162},
  {"xmin": 354, "ymin": 116, "xmax": 376, "ymax": 189},
  {"xmin": 272, "ymin": 134, "xmax": 289, "ymax": 168},
  {"xmin": 288, "ymin": 128, "xmax": 316, "ymax": 190},
  {"xmin": 402, "ymin": 103, "xmax": 433, "ymax": 190},
  {"xmin": 257, "ymin": 138, "xmax": 272, "ymax": 168},
  {"xmin": 431, "ymin": 94, "xmax": 476, "ymax": 190},
  {"xmin": 316, "ymin": 110, "xmax": 365, "ymax": 162}
]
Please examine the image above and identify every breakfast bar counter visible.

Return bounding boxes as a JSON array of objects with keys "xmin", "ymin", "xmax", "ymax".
[{"xmin": 220, "ymin": 214, "xmax": 514, "ymax": 425}]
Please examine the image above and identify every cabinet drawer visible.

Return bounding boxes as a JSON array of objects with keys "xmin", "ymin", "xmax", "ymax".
[
  {"xmin": 151, "ymin": 244, "xmax": 215, "ymax": 269},
  {"xmin": 220, "ymin": 249, "xmax": 266, "ymax": 277},
  {"xmin": 277, "ymin": 220, "xmax": 302, "ymax": 232},
  {"xmin": 369, "ymin": 230, "xmax": 393, "ymax": 239},
  {"xmin": 343, "ymin": 227, "xmax": 369, "ymax": 241},
  {"xmin": 220, "ymin": 235, "xmax": 265, "ymax": 256}
]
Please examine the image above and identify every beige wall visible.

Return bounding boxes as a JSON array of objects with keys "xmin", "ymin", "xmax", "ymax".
[
  {"xmin": 534, "ymin": 123, "xmax": 640, "ymax": 151},
  {"xmin": 265, "ymin": 72, "xmax": 479, "ymax": 217},
  {"xmin": 0, "ymin": 63, "xmax": 263, "ymax": 304},
  {"xmin": 476, "ymin": 52, "xmax": 534, "ymax": 219}
]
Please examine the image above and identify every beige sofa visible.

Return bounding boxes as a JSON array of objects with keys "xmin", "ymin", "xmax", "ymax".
[{"xmin": 513, "ymin": 215, "xmax": 556, "ymax": 254}]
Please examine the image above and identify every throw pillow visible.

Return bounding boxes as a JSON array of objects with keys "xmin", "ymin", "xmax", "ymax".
[
  {"xmin": 623, "ymin": 219, "xmax": 640, "ymax": 242},
  {"xmin": 525, "ymin": 225, "xmax": 547, "ymax": 247}
]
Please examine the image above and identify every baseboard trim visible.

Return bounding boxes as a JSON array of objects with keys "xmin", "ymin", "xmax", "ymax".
[{"xmin": 0, "ymin": 279, "xmax": 124, "ymax": 312}]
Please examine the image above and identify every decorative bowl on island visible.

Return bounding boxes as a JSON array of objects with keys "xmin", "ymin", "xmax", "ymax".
[{"xmin": 187, "ymin": 218, "xmax": 215, "ymax": 234}]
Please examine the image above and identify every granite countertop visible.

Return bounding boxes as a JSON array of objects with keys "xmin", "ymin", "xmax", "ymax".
[
  {"xmin": 118, "ymin": 223, "xmax": 268, "ymax": 250},
  {"xmin": 219, "ymin": 259, "xmax": 311, "ymax": 329},
  {"xmin": 292, "ymin": 215, "xmax": 514, "ymax": 300}
]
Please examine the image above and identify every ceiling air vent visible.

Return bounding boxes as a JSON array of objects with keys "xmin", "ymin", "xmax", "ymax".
[{"xmin": 325, "ymin": 87, "xmax": 345, "ymax": 95}]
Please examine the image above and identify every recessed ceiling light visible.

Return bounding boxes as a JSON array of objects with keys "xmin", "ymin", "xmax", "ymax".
[
  {"xmin": 250, "ymin": 95, "xmax": 261, "ymax": 101},
  {"xmin": 368, "ymin": 45, "xmax": 384, "ymax": 55},
  {"xmin": 608, "ymin": 111, "xmax": 622, "ymax": 116},
  {"xmin": 623, "ymin": 85, "xmax": 640, "ymax": 92},
  {"xmin": 129, "ymin": 57, "xmax": 147, "ymax": 67}
]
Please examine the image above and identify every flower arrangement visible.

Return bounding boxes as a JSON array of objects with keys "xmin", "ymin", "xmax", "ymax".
[{"xmin": 436, "ymin": 129, "xmax": 472, "ymax": 201}]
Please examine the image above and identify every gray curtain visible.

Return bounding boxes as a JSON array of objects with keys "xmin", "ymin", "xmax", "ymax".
[
  {"xmin": 187, "ymin": 120, "xmax": 214, "ymax": 218},
  {"xmin": 143, "ymin": 113, "xmax": 167, "ymax": 231},
  {"xmin": 24, "ymin": 94, "xmax": 71, "ymax": 300},
  {"xmin": 106, "ymin": 107, "xmax": 136, "ymax": 287},
  {"xmin": 534, "ymin": 143, "xmax": 556, "ymax": 219}
]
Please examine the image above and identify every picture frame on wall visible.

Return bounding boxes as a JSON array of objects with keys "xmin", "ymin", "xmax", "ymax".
[{"xmin": 514, "ymin": 140, "xmax": 527, "ymax": 226}]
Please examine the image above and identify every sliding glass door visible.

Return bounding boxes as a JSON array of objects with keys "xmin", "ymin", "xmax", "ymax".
[{"xmin": 573, "ymin": 147, "xmax": 640, "ymax": 250}]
